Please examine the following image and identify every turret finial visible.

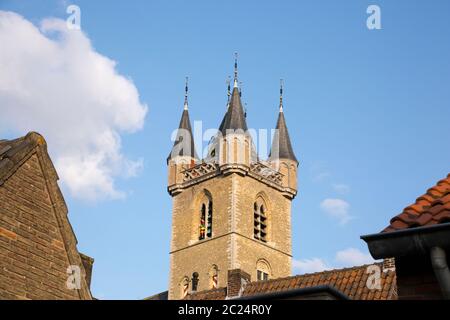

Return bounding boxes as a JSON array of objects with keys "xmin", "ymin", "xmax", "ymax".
[
  {"xmin": 279, "ymin": 79, "xmax": 284, "ymax": 112},
  {"xmin": 233, "ymin": 52, "xmax": 238, "ymax": 88},
  {"xmin": 226, "ymin": 76, "xmax": 231, "ymax": 108},
  {"xmin": 184, "ymin": 76, "xmax": 189, "ymax": 110}
]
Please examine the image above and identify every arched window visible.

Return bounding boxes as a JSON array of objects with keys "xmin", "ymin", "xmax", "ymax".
[
  {"xmin": 180, "ymin": 276, "xmax": 189, "ymax": 298},
  {"xmin": 209, "ymin": 265, "xmax": 219, "ymax": 289},
  {"xmin": 253, "ymin": 200, "xmax": 267, "ymax": 242},
  {"xmin": 256, "ymin": 259, "xmax": 271, "ymax": 281},
  {"xmin": 199, "ymin": 197, "xmax": 213, "ymax": 240},
  {"xmin": 191, "ymin": 272, "xmax": 199, "ymax": 292}
]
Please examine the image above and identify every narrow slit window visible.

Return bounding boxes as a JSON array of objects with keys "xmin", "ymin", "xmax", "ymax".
[
  {"xmin": 199, "ymin": 203, "xmax": 206, "ymax": 240},
  {"xmin": 181, "ymin": 277, "xmax": 189, "ymax": 298},
  {"xmin": 257, "ymin": 270, "xmax": 269, "ymax": 281},
  {"xmin": 199, "ymin": 198, "xmax": 213, "ymax": 240},
  {"xmin": 207, "ymin": 201, "xmax": 213, "ymax": 237},
  {"xmin": 191, "ymin": 272, "xmax": 199, "ymax": 292},
  {"xmin": 256, "ymin": 260, "xmax": 271, "ymax": 281}
]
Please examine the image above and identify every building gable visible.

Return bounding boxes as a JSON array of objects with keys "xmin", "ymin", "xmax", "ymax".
[{"xmin": 0, "ymin": 132, "xmax": 92, "ymax": 300}]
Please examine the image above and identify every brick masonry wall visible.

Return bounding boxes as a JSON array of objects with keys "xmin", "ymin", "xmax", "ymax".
[
  {"xmin": 227, "ymin": 269, "xmax": 250, "ymax": 297},
  {"xmin": 0, "ymin": 153, "xmax": 85, "ymax": 300}
]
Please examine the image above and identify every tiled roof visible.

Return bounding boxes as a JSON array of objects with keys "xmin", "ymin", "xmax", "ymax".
[
  {"xmin": 383, "ymin": 174, "xmax": 450, "ymax": 233},
  {"xmin": 186, "ymin": 264, "xmax": 397, "ymax": 300},
  {"xmin": 242, "ymin": 264, "xmax": 396, "ymax": 300}
]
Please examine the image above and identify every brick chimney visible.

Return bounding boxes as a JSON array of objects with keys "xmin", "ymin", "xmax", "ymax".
[
  {"xmin": 227, "ymin": 269, "xmax": 251, "ymax": 298},
  {"xmin": 382, "ymin": 258, "xmax": 396, "ymax": 272}
]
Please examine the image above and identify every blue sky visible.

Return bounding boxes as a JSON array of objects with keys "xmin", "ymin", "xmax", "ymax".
[{"xmin": 1, "ymin": 0, "xmax": 450, "ymax": 299}]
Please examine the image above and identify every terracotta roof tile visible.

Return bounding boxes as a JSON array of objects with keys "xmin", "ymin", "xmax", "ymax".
[
  {"xmin": 185, "ymin": 287, "xmax": 227, "ymax": 300},
  {"xmin": 239, "ymin": 263, "xmax": 396, "ymax": 300},
  {"xmin": 186, "ymin": 264, "xmax": 397, "ymax": 300},
  {"xmin": 383, "ymin": 174, "xmax": 450, "ymax": 232}
]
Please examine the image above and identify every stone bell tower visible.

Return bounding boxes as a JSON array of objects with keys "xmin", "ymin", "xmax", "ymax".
[{"xmin": 167, "ymin": 60, "xmax": 298, "ymax": 300}]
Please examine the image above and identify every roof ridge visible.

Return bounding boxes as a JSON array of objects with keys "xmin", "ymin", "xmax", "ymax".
[
  {"xmin": 293, "ymin": 262, "xmax": 382, "ymax": 277},
  {"xmin": 245, "ymin": 262, "xmax": 383, "ymax": 287},
  {"xmin": 188, "ymin": 286, "xmax": 227, "ymax": 295},
  {"xmin": 0, "ymin": 132, "xmax": 48, "ymax": 185},
  {"xmin": 383, "ymin": 173, "xmax": 450, "ymax": 232}
]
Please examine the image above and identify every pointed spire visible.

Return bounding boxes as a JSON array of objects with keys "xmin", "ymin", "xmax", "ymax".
[
  {"xmin": 269, "ymin": 82, "xmax": 298, "ymax": 163},
  {"xmin": 167, "ymin": 78, "xmax": 198, "ymax": 162},
  {"xmin": 184, "ymin": 76, "xmax": 189, "ymax": 110},
  {"xmin": 218, "ymin": 55, "xmax": 248, "ymax": 135},
  {"xmin": 279, "ymin": 79, "xmax": 284, "ymax": 112}
]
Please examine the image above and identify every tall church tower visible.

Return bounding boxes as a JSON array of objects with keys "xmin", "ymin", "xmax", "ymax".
[{"xmin": 167, "ymin": 60, "xmax": 298, "ymax": 300}]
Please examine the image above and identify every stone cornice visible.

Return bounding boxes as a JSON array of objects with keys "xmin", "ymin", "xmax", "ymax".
[{"xmin": 168, "ymin": 161, "xmax": 297, "ymax": 199}]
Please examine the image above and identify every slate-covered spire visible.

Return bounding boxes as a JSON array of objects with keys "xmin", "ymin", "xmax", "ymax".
[
  {"xmin": 168, "ymin": 78, "xmax": 198, "ymax": 161},
  {"xmin": 218, "ymin": 54, "xmax": 248, "ymax": 134},
  {"xmin": 269, "ymin": 81, "xmax": 298, "ymax": 163}
]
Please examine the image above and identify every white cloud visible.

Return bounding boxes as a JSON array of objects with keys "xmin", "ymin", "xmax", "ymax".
[
  {"xmin": 309, "ymin": 161, "xmax": 331, "ymax": 183},
  {"xmin": 292, "ymin": 258, "xmax": 331, "ymax": 274},
  {"xmin": 312, "ymin": 171, "xmax": 330, "ymax": 182},
  {"xmin": 293, "ymin": 248, "xmax": 376, "ymax": 275},
  {"xmin": 0, "ymin": 11, "xmax": 148, "ymax": 201},
  {"xmin": 335, "ymin": 248, "xmax": 375, "ymax": 266},
  {"xmin": 320, "ymin": 198, "xmax": 352, "ymax": 225},
  {"xmin": 332, "ymin": 183, "xmax": 350, "ymax": 195}
]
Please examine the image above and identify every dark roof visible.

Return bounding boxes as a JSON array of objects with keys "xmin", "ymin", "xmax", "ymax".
[
  {"xmin": 168, "ymin": 109, "xmax": 198, "ymax": 161},
  {"xmin": 218, "ymin": 87, "xmax": 248, "ymax": 134},
  {"xmin": 144, "ymin": 291, "xmax": 169, "ymax": 300},
  {"xmin": 269, "ymin": 111, "xmax": 298, "ymax": 162},
  {"xmin": 383, "ymin": 173, "xmax": 450, "ymax": 233},
  {"xmin": 186, "ymin": 263, "xmax": 397, "ymax": 300},
  {"xmin": 184, "ymin": 287, "xmax": 227, "ymax": 300}
]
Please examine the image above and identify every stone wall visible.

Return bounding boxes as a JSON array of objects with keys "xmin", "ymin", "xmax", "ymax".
[{"xmin": 168, "ymin": 170, "xmax": 293, "ymax": 299}]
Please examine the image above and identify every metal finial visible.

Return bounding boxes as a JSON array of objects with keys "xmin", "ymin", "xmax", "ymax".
[
  {"xmin": 227, "ymin": 76, "xmax": 231, "ymax": 97},
  {"xmin": 279, "ymin": 79, "xmax": 284, "ymax": 112},
  {"xmin": 226, "ymin": 76, "xmax": 231, "ymax": 109},
  {"xmin": 233, "ymin": 52, "xmax": 238, "ymax": 88},
  {"xmin": 184, "ymin": 76, "xmax": 189, "ymax": 110}
]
